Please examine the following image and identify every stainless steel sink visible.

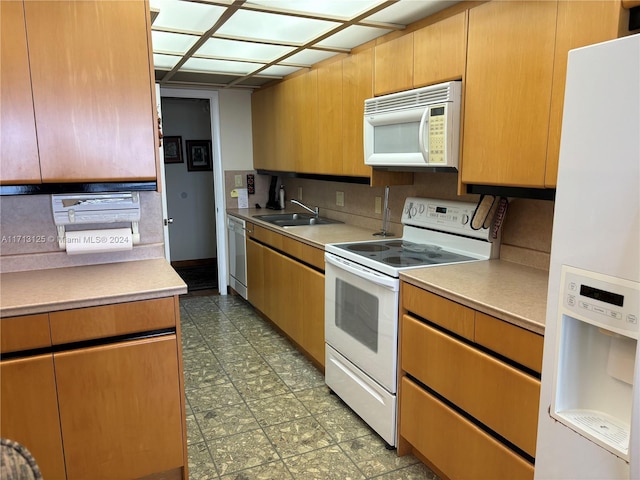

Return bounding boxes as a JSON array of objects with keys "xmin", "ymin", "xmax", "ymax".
[{"xmin": 253, "ymin": 213, "xmax": 342, "ymax": 227}]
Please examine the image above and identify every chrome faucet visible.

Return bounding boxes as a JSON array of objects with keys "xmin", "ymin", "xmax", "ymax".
[{"xmin": 290, "ymin": 199, "xmax": 319, "ymax": 217}]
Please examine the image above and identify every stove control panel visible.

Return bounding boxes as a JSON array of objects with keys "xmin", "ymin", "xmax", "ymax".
[{"xmin": 402, "ymin": 197, "xmax": 490, "ymax": 241}]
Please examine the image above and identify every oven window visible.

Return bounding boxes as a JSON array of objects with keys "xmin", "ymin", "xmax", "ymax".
[{"xmin": 335, "ymin": 279, "xmax": 379, "ymax": 352}]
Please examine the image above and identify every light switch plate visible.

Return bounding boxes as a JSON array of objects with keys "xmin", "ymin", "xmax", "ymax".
[
  {"xmin": 336, "ymin": 191, "xmax": 344, "ymax": 207},
  {"xmin": 375, "ymin": 196, "xmax": 382, "ymax": 214},
  {"xmin": 234, "ymin": 174, "xmax": 243, "ymax": 187}
]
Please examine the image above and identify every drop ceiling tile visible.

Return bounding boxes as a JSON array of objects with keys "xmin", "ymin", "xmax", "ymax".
[
  {"xmin": 260, "ymin": 65, "xmax": 303, "ymax": 77},
  {"xmin": 317, "ymin": 25, "xmax": 392, "ymax": 49},
  {"xmin": 285, "ymin": 49, "xmax": 339, "ymax": 66},
  {"xmin": 151, "ymin": 31, "xmax": 197, "ymax": 54},
  {"xmin": 150, "ymin": 0, "xmax": 226, "ymax": 33},
  {"xmin": 247, "ymin": 0, "xmax": 381, "ymax": 18},
  {"xmin": 217, "ymin": 9, "xmax": 335, "ymax": 44},
  {"xmin": 197, "ymin": 38, "xmax": 295, "ymax": 63},
  {"xmin": 367, "ymin": 0, "xmax": 458, "ymax": 25},
  {"xmin": 182, "ymin": 57, "xmax": 263, "ymax": 75},
  {"xmin": 154, "ymin": 53, "xmax": 181, "ymax": 69}
]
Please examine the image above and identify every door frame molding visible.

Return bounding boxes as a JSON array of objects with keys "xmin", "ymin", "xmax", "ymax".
[{"xmin": 159, "ymin": 87, "xmax": 227, "ymax": 295}]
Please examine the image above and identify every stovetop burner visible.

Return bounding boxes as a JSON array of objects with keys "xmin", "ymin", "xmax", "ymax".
[{"xmin": 384, "ymin": 255, "xmax": 430, "ymax": 267}]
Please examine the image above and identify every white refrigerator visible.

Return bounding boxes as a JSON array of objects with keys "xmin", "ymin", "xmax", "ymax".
[{"xmin": 535, "ymin": 35, "xmax": 640, "ymax": 479}]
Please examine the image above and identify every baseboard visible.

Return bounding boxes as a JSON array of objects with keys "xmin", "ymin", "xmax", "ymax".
[{"xmin": 171, "ymin": 258, "xmax": 216, "ymax": 268}]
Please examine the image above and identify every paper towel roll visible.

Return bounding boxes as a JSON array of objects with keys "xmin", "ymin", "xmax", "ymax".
[{"xmin": 65, "ymin": 228, "xmax": 133, "ymax": 255}]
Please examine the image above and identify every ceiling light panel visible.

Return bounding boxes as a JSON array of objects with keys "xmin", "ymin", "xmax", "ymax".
[
  {"xmin": 317, "ymin": 25, "xmax": 392, "ymax": 49},
  {"xmin": 367, "ymin": 0, "xmax": 458, "ymax": 25},
  {"xmin": 260, "ymin": 64, "xmax": 303, "ymax": 77},
  {"xmin": 154, "ymin": 53, "xmax": 182, "ymax": 69},
  {"xmin": 217, "ymin": 9, "xmax": 336, "ymax": 44},
  {"xmin": 149, "ymin": 0, "xmax": 225, "ymax": 33},
  {"xmin": 151, "ymin": 31, "xmax": 197, "ymax": 54},
  {"xmin": 285, "ymin": 49, "xmax": 340, "ymax": 66},
  {"xmin": 197, "ymin": 38, "xmax": 295, "ymax": 63},
  {"xmin": 247, "ymin": 0, "xmax": 382, "ymax": 18},
  {"xmin": 182, "ymin": 57, "xmax": 264, "ymax": 75}
]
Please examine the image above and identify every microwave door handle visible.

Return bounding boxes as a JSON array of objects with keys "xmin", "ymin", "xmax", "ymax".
[{"xmin": 418, "ymin": 105, "xmax": 430, "ymax": 162}]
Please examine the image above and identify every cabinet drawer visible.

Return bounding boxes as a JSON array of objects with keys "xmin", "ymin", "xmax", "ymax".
[
  {"xmin": 400, "ymin": 377, "xmax": 534, "ymax": 480},
  {"xmin": 401, "ymin": 314, "xmax": 540, "ymax": 457},
  {"xmin": 1, "ymin": 313, "xmax": 51, "ymax": 353},
  {"xmin": 281, "ymin": 236, "xmax": 324, "ymax": 271},
  {"xmin": 50, "ymin": 297, "xmax": 176, "ymax": 344},
  {"xmin": 475, "ymin": 312, "xmax": 544, "ymax": 373},
  {"xmin": 402, "ymin": 283, "xmax": 475, "ymax": 341},
  {"xmin": 251, "ymin": 224, "xmax": 283, "ymax": 250}
]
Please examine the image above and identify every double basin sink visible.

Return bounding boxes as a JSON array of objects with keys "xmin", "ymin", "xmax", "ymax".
[{"xmin": 254, "ymin": 213, "xmax": 342, "ymax": 227}]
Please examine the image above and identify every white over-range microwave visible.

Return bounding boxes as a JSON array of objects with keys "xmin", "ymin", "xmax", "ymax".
[{"xmin": 364, "ymin": 81, "xmax": 461, "ymax": 169}]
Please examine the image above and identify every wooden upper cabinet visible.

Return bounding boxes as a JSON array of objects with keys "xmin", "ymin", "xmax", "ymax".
[
  {"xmin": 374, "ymin": 33, "xmax": 414, "ymax": 95},
  {"xmin": 292, "ymin": 71, "xmax": 319, "ymax": 174},
  {"xmin": 545, "ymin": 1, "xmax": 628, "ymax": 187},
  {"xmin": 317, "ymin": 60, "xmax": 344, "ymax": 176},
  {"xmin": 343, "ymin": 48, "xmax": 373, "ymax": 177},
  {"xmin": 462, "ymin": 1, "xmax": 557, "ymax": 188},
  {"xmin": 251, "ymin": 86, "xmax": 276, "ymax": 171},
  {"xmin": 413, "ymin": 11, "xmax": 468, "ymax": 87},
  {"xmin": 23, "ymin": 0, "xmax": 157, "ymax": 183},
  {"xmin": 1, "ymin": 1, "xmax": 41, "ymax": 185}
]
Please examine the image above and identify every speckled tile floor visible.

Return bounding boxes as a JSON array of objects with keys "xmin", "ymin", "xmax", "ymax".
[{"xmin": 179, "ymin": 293, "xmax": 440, "ymax": 480}]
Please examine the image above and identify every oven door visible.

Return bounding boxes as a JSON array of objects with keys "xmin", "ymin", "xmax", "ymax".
[{"xmin": 325, "ymin": 252, "xmax": 399, "ymax": 393}]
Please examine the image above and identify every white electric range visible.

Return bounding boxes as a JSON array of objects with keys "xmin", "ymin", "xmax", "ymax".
[{"xmin": 324, "ymin": 197, "xmax": 502, "ymax": 447}]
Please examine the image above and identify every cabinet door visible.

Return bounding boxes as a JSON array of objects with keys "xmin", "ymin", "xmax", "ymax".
[
  {"xmin": 374, "ymin": 33, "xmax": 414, "ymax": 95},
  {"xmin": 24, "ymin": 0, "xmax": 157, "ymax": 183},
  {"xmin": 54, "ymin": 335, "xmax": 184, "ymax": 480},
  {"xmin": 317, "ymin": 60, "xmax": 344, "ymax": 175},
  {"xmin": 291, "ymin": 71, "xmax": 319, "ymax": 174},
  {"xmin": 462, "ymin": 1, "xmax": 557, "ymax": 187},
  {"xmin": 1, "ymin": 0, "xmax": 41, "ymax": 185},
  {"xmin": 247, "ymin": 237, "xmax": 266, "ymax": 313},
  {"xmin": 1, "ymin": 355, "xmax": 67, "ymax": 479},
  {"xmin": 343, "ymin": 48, "xmax": 374, "ymax": 177},
  {"xmin": 413, "ymin": 12, "xmax": 467, "ymax": 87},
  {"xmin": 251, "ymin": 87, "xmax": 277, "ymax": 170},
  {"xmin": 545, "ymin": 1, "xmax": 626, "ymax": 187},
  {"xmin": 300, "ymin": 264, "xmax": 325, "ymax": 366}
]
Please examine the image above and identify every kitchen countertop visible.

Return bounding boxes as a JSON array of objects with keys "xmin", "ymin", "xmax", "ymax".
[
  {"xmin": 400, "ymin": 260, "xmax": 548, "ymax": 335},
  {"xmin": 229, "ymin": 208, "xmax": 548, "ymax": 335},
  {"xmin": 0, "ymin": 258, "xmax": 187, "ymax": 318},
  {"xmin": 228, "ymin": 208, "xmax": 387, "ymax": 248}
]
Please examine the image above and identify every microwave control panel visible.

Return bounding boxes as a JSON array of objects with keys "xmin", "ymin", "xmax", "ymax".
[{"xmin": 428, "ymin": 104, "xmax": 447, "ymax": 164}]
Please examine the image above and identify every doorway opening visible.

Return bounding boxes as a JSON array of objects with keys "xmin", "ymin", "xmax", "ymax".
[{"xmin": 159, "ymin": 88, "xmax": 227, "ymax": 295}]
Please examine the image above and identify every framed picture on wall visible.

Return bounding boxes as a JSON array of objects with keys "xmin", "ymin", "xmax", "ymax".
[
  {"xmin": 163, "ymin": 136, "xmax": 183, "ymax": 164},
  {"xmin": 186, "ymin": 140, "xmax": 213, "ymax": 171}
]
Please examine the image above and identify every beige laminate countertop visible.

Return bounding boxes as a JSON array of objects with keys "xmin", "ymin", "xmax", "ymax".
[
  {"xmin": 228, "ymin": 208, "xmax": 386, "ymax": 248},
  {"xmin": 401, "ymin": 260, "xmax": 548, "ymax": 335},
  {"xmin": 0, "ymin": 258, "xmax": 187, "ymax": 318}
]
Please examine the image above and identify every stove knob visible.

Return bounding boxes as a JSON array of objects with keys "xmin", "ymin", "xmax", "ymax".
[
  {"xmin": 461, "ymin": 214, "xmax": 470, "ymax": 225},
  {"xmin": 418, "ymin": 204, "xmax": 425, "ymax": 214},
  {"xmin": 410, "ymin": 206, "xmax": 417, "ymax": 217}
]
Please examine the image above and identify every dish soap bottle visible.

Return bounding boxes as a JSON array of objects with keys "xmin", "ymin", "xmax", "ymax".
[{"xmin": 279, "ymin": 185, "xmax": 286, "ymax": 210}]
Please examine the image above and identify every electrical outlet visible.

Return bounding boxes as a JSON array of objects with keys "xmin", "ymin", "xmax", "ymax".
[
  {"xmin": 375, "ymin": 196, "xmax": 382, "ymax": 214},
  {"xmin": 234, "ymin": 174, "xmax": 243, "ymax": 187},
  {"xmin": 336, "ymin": 191, "xmax": 344, "ymax": 207},
  {"xmin": 298, "ymin": 187, "xmax": 303, "ymax": 201}
]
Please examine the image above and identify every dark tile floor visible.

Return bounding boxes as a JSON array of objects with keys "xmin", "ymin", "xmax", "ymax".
[{"xmin": 179, "ymin": 293, "xmax": 440, "ymax": 480}]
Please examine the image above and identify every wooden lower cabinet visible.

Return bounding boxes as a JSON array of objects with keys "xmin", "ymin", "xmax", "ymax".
[
  {"xmin": 54, "ymin": 335, "xmax": 184, "ymax": 480},
  {"xmin": 401, "ymin": 377, "xmax": 534, "ymax": 480},
  {"xmin": 0, "ymin": 355, "xmax": 67, "ymax": 479},
  {"xmin": 0, "ymin": 297, "xmax": 187, "ymax": 480},
  {"xmin": 246, "ymin": 228, "xmax": 325, "ymax": 367}
]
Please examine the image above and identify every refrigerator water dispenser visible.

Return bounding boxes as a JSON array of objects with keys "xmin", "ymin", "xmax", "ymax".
[{"xmin": 551, "ymin": 265, "xmax": 639, "ymax": 461}]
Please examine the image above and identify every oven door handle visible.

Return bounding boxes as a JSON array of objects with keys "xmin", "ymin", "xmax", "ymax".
[{"xmin": 325, "ymin": 253, "xmax": 399, "ymax": 291}]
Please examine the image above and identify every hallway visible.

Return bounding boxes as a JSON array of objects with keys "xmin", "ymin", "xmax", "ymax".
[{"xmin": 180, "ymin": 293, "xmax": 439, "ymax": 479}]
